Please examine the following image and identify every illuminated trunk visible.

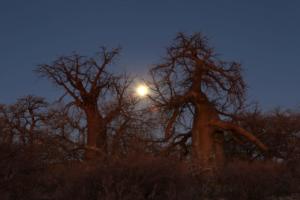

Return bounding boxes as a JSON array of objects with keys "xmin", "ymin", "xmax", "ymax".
[
  {"xmin": 192, "ymin": 98, "xmax": 224, "ymax": 172},
  {"xmin": 84, "ymin": 105, "xmax": 107, "ymax": 160}
]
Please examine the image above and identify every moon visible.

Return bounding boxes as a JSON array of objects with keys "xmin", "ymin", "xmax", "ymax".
[{"xmin": 136, "ymin": 84, "xmax": 149, "ymax": 97}]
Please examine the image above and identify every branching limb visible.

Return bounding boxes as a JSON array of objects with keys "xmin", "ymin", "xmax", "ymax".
[
  {"xmin": 210, "ymin": 120, "xmax": 268, "ymax": 151},
  {"xmin": 161, "ymin": 132, "xmax": 192, "ymax": 156},
  {"xmin": 165, "ymin": 109, "xmax": 179, "ymax": 138}
]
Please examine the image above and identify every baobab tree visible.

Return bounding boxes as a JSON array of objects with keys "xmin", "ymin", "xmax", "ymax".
[
  {"xmin": 36, "ymin": 48, "xmax": 133, "ymax": 159},
  {"xmin": 150, "ymin": 33, "xmax": 267, "ymax": 171}
]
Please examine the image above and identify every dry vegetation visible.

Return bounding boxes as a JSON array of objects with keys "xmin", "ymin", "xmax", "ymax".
[{"xmin": 0, "ymin": 147, "xmax": 299, "ymax": 199}]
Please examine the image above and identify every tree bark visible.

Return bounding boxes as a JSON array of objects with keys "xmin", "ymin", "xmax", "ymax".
[
  {"xmin": 84, "ymin": 105, "xmax": 107, "ymax": 160},
  {"xmin": 192, "ymin": 98, "xmax": 224, "ymax": 172}
]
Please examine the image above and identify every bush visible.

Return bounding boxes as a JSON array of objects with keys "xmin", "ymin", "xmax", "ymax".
[
  {"xmin": 219, "ymin": 160, "xmax": 299, "ymax": 200},
  {"xmin": 45, "ymin": 155, "xmax": 196, "ymax": 200},
  {"xmin": 0, "ymin": 145, "xmax": 299, "ymax": 200}
]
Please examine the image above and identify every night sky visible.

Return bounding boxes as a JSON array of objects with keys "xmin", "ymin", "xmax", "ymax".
[{"xmin": 1, "ymin": 0, "xmax": 300, "ymax": 110}]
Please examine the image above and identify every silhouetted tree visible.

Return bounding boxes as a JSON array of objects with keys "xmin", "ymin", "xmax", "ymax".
[
  {"xmin": 0, "ymin": 95, "xmax": 47, "ymax": 145},
  {"xmin": 150, "ymin": 33, "xmax": 267, "ymax": 171},
  {"xmin": 36, "ymin": 48, "xmax": 133, "ymax": 159}
]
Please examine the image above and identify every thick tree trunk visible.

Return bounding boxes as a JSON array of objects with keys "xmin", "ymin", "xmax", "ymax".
[
  {"xmin": 192, "ymin": 99, "xmax": 224, "ymax": 173},
  {"xmin": 84, "ymin": 105, "xmax": 107, "ymax": 160}
]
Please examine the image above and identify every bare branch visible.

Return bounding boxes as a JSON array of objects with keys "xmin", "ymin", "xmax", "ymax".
[{"xmin": 209, "ymin": 120, "xmax": 268, "ymax": 152}]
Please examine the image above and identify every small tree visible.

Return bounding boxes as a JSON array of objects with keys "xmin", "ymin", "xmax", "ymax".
[
  {"xmin": 36, "ymin": 48, "xmax": 133, "ymax": 159},
  {"xmin": 150, "ymin": 33, "xmax": 267, "ymax": 171},
  {"xmin": 0, "ymin": 95, "xmax": 47, "ymax": 145}
]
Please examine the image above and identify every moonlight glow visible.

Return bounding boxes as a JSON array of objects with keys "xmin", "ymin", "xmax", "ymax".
[{"xmin": 136, "ymin": 85, "xmax": 149, "ymax": 97}]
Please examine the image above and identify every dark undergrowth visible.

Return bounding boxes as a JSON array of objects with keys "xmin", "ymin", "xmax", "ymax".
[{"xmin": 0, "ymin": 146, "xmax": 299, "ymax": 200}]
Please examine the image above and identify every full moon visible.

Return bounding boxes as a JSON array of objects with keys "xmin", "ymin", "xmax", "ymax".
[{"xmin": 136, "ymin": 85, "xmax": 149, "ymax": 97}]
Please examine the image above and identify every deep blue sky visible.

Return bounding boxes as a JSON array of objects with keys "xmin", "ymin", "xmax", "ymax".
[{"xmin": 1, "ymin": 0, "xmax": 300, "ymax": 109}]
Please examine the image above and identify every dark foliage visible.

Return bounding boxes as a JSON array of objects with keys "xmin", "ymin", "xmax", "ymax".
[{"xmin": 0, "ymin": 144, "xmax": 299, "ymax": 200}]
